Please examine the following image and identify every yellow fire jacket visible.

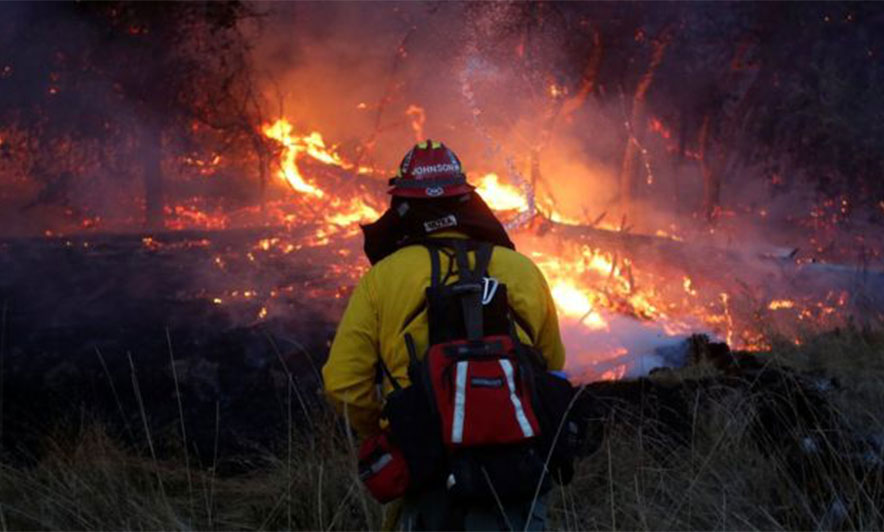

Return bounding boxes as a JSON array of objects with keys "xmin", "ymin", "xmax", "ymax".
[{"xmin": 322, "ymin": 233, "xmax": 566, "ymax": 437}]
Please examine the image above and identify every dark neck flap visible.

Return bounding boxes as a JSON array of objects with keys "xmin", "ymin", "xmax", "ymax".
[{"xmin": 361, "ymin": 193, "xmax": 515, "ymax": 265}]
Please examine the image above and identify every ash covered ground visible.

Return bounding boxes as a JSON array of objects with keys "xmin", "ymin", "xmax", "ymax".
[{"xmin": 0, "ymin": 228, "xmax": 347, "ymax": 464}]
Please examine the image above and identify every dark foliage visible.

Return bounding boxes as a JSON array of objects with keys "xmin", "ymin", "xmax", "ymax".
[{"xmin": 0, "ymin": 1, "xmax": 261, "ymax": 227}]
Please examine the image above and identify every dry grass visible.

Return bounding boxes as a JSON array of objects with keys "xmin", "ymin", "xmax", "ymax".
[
  {"xmin": 0, "ymin": 328, "xmax": 881, "ymax": 530},
  {"xmin": 0, "ymin": 410, "xmax": 380, "ymax": 531},
  {"xmin": 555, "ymin": 328, "xmax": 884, "ymax": 531}
]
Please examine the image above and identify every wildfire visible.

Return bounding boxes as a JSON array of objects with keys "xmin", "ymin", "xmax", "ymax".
[
  {"xmin": 182, "ymin": 153, "xmax": 222, "ymax": 176},
  {"xmin": 475, "ymin": 173, "xmax": 529, "ymax": 212},
  {"xmin": 165, "ymin": 202, "xmax": 228, "ymax": 231},
  {"xmin": 405, "ymin": 105, "xmax": 426, "ymax": 142},
  {"xmin": 260, "ymin": 118, "xmax": 381, "ymax": 232},
  {"xmin": 769, "ymin": 299, "xmax": 796, "ymax": 310},
  {"xmin": 551, "ymin": 281, "xmax": 608, "ymax": 330},
  {"xmin": 263, "ymin": 119, "xmax": 335, "ymax": 197},
  {"xmin": 683, "ymin": 276, "xmax": 698, "ymax": 296},
  {"xmin": 648, "ymin": 117, "xmax": 672, "ymax": 139},
  {"xmin": 326, "ymin": 198, "xmax": 381, "ymax": 229},
  {"xmin": 86, "ymin": 115, "xmax": 858, "ymax": 384},
  {"xmin": 530, "ymin": 244, "xmax": 665, "ymax": 328}
]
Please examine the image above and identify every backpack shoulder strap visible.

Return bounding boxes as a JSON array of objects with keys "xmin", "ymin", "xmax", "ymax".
[
  {"xmin": 427, "ymin": 244, "xmax": 442, "ymax": 288},
  {"xmin": 473, "ymin": 242, "xmax": 494, "ymax": 279},
  {"xmin": 450, "ymin": 240, "xmax": 484, "ymax": 340},
  {"xmin": 422, "ymin": 239, "xmax": 497, "ymax": 342},
  {"xmin": 450, "ymin": 240, "xmax": 472, "ymax": 280},
  {"xmin": 377, "ymin": 355, "xmax": 402, "ymax": 392},
  {"xmin": 450, "ymin": 240, "xmax": 494, "ymax": 280}
]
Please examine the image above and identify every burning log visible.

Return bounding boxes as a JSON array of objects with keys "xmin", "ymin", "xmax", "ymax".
[{"xmin": 526, "ymin": 214, "xmax": 884, "ymax": 311}]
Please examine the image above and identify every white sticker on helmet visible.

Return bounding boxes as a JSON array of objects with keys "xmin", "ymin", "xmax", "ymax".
[
  {"xmin": 425, "ymin": 186, "xmax": 444, "ymax": 197},
  {"xmin": 412, "ymin": 163, "xmax": 460, "ymax": 176}
]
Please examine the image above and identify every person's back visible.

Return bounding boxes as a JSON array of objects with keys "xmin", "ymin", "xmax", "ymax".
[
  {"xmin": 322, "ymin": 140, "xmax": 568, "ymax": 530},
  {"xmin": 325, "ymin": 234, "xmax": 565, "ymax": 434}
]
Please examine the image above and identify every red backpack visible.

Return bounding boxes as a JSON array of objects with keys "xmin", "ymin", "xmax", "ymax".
[{"xmin": 420, "ymin": 240, "xmax": 541, "ymax": 448}]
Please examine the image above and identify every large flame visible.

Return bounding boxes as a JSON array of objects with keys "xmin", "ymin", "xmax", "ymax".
[
  {"xmin": 475, "ymin": 173, "xmax": 529, "ymax": 212},
  {"xmin": 261, "ymin": 118, "xmax": 379, "ymax": 231},
  {"xmin": 263, "ymin": 119, "xmax": 342, "ymax": 197},
  {"xmin": 133, "ymin": 116, "xmax": 854, "ymax": 383}
]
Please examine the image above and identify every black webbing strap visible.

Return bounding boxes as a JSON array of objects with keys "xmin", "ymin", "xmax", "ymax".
[
  {"xmin": 377, "ymin": 355, "xmax": 402, "ymax": 392},
  {"xmin": 473, "ymin": 243, "xmax": 493, "ymax": 280},
  {"xmin": 451, "ymin": 240, "xmax": 494, "ymax": 281},
  {"xmin": 421, "ymin": 238, "xmax": 496, "ymax": 342},
  {"xmin": 404, "ymin": 332, "xmax": 419, "ymax": 367},
  {"xmin": 404, "ymin": 332, "xmax": 421, "ymax": 384},
  {"xmin": 378, "ymin": 332, "xmax": 421, "ymax": 392},
  {"xmin": 454, "ymin": 242, "xmax": 485, "ymax": 340},
  {"xmin": 429, "ymin": 244, "xmax": 441, "ymax": 288},
  {"xmin": 451, "ymin": 240, "xmax": 470, "ymax": 277}
]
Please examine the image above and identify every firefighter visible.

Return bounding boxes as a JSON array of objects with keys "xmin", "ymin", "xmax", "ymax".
[{"xmin": 322, "ymin": 140, "xmax": 567, "ymax": 530}]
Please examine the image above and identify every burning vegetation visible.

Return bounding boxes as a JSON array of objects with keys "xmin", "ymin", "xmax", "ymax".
[{"xmin": 1, "ymin": 2, "xmax": 884, "ymax": 529}]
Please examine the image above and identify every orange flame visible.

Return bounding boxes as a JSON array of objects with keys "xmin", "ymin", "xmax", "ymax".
[
  {"xmin": 405, "ymin": 105, "xmax": 426, "ymax": 142},
  {"xmin": 769, "ymin": 299, "xmax": 795, "ymax": 310},
  {"xmin": 263, "ymin": 119, "xmax": 334, "ymax": 197},
  {"xmin": 475, "ymin": 173, "xmax": 529, "ymax": 212}
]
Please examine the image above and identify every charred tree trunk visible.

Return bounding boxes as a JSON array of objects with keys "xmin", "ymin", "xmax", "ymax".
[
  {"xmin": 619, "ymin": 29, "xmax": 671, "ymax": 221},
  {"xmin": 252, "ymin": 132, "xmax": 269, "ymax": 217},
  {"xmin": 532, "ymin": 26, "xmax": 603, "ymax": 215},
  {"xmin": 672, "ymin": 106, "xmax": 689, "ymax": 214},
  {"xmin": 530, "ymin": 147, "xmax": 541, "ymax": 193},
  {"xmin": 142, "ymin": 121, "xmax": 164, "ymax": 231},
  {"xmin": 560, "ymin": 26, "xmax": 603, "ymax": 119},
  {"xmin": 358, "ymin": 27, "xmax": 415, "ymax": 166},
  {"xmin": 257, "ymin": 150, "xmax": 268, "ymax": 218},
  {"xmin": 697, "ymin": 37, "xmax": 763, "ymax": 224},
  {"xmin": 698, "ymin": 114, "xmax": 721, "ymax": 222}
]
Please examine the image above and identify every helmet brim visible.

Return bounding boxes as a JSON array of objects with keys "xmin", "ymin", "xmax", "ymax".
[{"xmin": 388, "ymin": 182, "xmax": 475, "ymax": 198}]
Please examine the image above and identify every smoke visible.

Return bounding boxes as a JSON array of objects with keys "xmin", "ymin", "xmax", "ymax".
[{"xmin": 560, "ymin": 313, "xmax": 699, "ymax": 381}]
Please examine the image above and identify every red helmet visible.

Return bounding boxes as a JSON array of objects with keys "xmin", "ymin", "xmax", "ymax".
[{"xmin": 388, "ymin": 140, "xmax": 474, "ymax": 198}]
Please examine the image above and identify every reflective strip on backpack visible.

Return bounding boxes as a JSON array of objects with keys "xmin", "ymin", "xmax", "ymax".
[
  {"xmin": 451, "ymin": 360, "xmax": 469, "ymax": 443},
  {"xmin": 499, "ymin": 359, "xmax": 535, "ymax": 438}
]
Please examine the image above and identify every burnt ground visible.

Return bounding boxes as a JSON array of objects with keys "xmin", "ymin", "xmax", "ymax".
[{"xmin": 0, "ymin": 228, "xmax": 350, "ymax": 468}]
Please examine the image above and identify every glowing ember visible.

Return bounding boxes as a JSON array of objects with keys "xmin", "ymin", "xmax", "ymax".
[
  {"xmin": 405, "ymin": 105, "xmax": 426, "ymax": 142},
  {"xmin": 683, "ymin": 276, "xmax": 698, "ymax": 296},
  {"xmin": 548, "ymin": 84, "xmax": 565, "ymax": 98},
  {"xmin": 769, "ymin": 299, "xmax": 796, "ymax": 310}
]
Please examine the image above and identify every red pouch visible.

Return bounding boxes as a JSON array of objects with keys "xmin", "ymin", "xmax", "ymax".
[
  {"xmin": 357, "ymin": 432, "xmax": 410, "ymax": 503},
  {"xmin": 425, "ymin": 335, "xmax": 541, "ymax": 448}
]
